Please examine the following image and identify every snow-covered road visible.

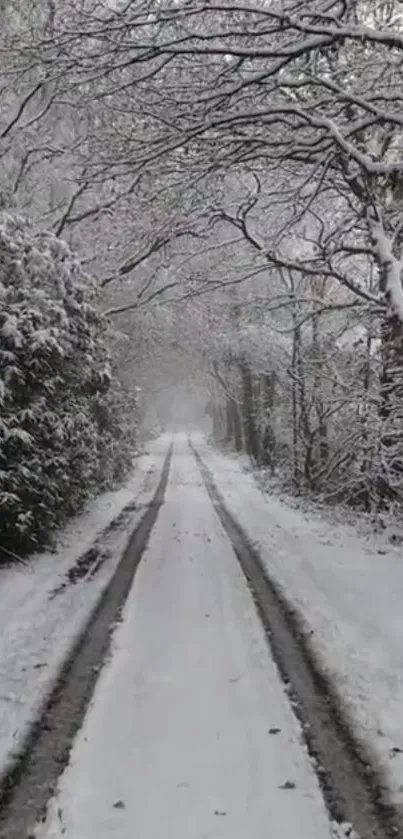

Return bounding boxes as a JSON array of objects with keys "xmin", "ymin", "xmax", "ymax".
[
  {"xmin": 195, "ymin": 437, "xmax": 403, "ymax": 811},
  {"xmin": 37, "ymin": 437, "xmax": 335, "ymax": 839},
  {"xmin": 0, "ymin": 441, "xmax": 164, "ymax": 780}
]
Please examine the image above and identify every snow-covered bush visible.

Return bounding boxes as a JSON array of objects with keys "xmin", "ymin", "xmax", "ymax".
[{"xmin": 0, "ymin": 213, "xmax": 136, "ymax": 555}]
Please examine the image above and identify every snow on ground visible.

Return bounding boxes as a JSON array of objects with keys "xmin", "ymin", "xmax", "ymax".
[
  {"xmin": 195, "ymin": 435, "xmax": 403, "ymax": 807},
  {"xmin": 0, "ymin": 437, "xmax": 167, "ymax": 778},
  {"xmin": 36, "ymin": 438, "xmax": 335, "ymax": 839}
]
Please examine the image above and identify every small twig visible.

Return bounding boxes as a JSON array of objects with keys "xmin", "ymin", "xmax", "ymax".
[{"xmin": 0, "ymin": 544, "xmax": 30, "ymax": 568}]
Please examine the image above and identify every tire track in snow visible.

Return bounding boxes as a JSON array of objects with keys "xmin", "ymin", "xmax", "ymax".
[
  {"xmin": 191, "ymin": 440, "xmax": 403, "ymax": 839},
  {"xmin": 0, "ymin": 444, "xmax": 173, "ymax": 839}
]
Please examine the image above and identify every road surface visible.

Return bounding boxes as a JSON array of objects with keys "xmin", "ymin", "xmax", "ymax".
[{"xmin": 36, "ymin": 437, "xmax": 335, "ymax": 838}]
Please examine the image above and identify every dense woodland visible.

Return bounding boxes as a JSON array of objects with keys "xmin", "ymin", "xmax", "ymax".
[{"xmin": 1, "ymin": 0, "xmax": 403, "ymax": 552}]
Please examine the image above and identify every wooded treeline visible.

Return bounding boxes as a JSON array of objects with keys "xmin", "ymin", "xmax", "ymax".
[{"xmin": 2, "ymin": 0, "xmax": 403, "ymax": 553}]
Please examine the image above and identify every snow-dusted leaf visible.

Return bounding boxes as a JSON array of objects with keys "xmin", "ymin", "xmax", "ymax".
[{"xmin": 4, "ymin": 428, "xmax": 33, "ymax": 446}]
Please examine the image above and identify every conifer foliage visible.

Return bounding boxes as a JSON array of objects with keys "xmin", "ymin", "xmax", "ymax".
[{"xmin": 0, "ymin": 213, "xmax": 135, "ymax": 555}]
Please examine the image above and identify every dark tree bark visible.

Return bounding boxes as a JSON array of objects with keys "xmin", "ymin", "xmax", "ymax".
[
  {"xmin": 225, "ymin": 396, "xmax": 234, "ymax": 443},
  {"xmin": 240, "ymin": 359, "xmax": 259, "ymax": 460},
  {"xmin": 232, "ymin": 398, "xmax": 243, "ymax": 452},
  {"xmin": 259, "ymin": 372, "xmax": 276, "ymax": 472},
  {"xmin": 377, "ymin": 314, "xmax": 403, "ymax": 502}
]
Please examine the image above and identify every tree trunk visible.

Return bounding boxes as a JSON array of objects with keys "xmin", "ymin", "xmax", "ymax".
[
  {"xmin": 225, "ymin": 397, "xmax": 234, "ymax": 443},
  {"xmin": 310, "ymin": 288, "xmax": 328, "ymax": 489},
  {"xmin": 291, "ymin": 319, "xmax": 299, "ymax": 485},
  {"xmin": 378, "ymin": 314, "xmax": 403, "ymax": 502},
  {"xmin": 240, "ymin": 359, "xmax": 258, "ymax": 460},
  {"xmin": 212, "ymin": 401, "xmax": 220, "ymax": 443},
  {"xmin": 232, "ymin": 398, "xmax": 243, "ymax": 452},
  {"xmin": 259, "ymin": 372, "xmax": 276, "ymax": 472}
]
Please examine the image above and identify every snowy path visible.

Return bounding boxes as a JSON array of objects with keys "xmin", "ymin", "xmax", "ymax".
[
  {"xmin": 0, "ymin": 440, "xmax": 166, "ymax": 779},
  {"xmin": 37, "ymin": 437, "xmax": 334, "ymax": 839},
  {"xmin": 194, "ymin": 437, "xmax": 403, "ymax": 811}
]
